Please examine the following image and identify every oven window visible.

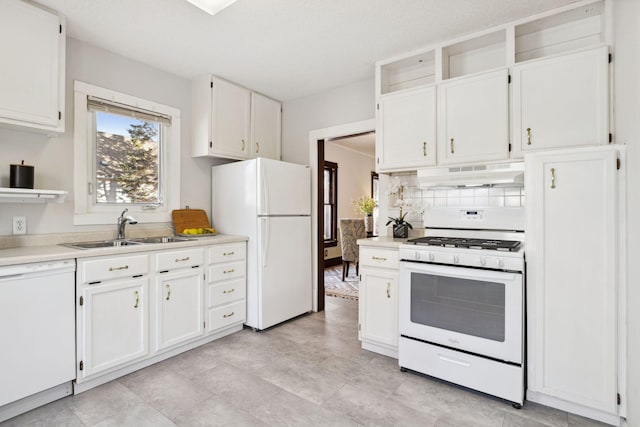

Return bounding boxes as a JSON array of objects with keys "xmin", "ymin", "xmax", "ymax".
[{"xmin": 410, "ymin": 272, "xmax": 505, "ymax": 342}]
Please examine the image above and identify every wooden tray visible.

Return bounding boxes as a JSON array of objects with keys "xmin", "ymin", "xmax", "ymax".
[{"xmin": 172, "ymin": 208, "xmax": 211, "ymax": 234}]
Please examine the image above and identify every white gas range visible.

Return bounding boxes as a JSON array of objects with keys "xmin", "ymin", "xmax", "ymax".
[{"xmin": 398, "ymin": 208, "xmax": 525, "ymax": 408}]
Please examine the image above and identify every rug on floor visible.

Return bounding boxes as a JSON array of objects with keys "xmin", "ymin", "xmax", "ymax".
[{"xmin": 324, "ymin": 264, "xmax": 359, "ymax": 301}]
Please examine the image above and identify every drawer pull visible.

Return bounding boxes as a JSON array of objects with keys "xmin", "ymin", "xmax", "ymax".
[
  {"xmin": 223, "ymin": 312, "xmax": 235, "ymax": 318},
  {"xmin": 223, "ymin": 269, "xmax": 235, "ymax": 274},
  {"xmin": 175, "ymin": 257, "xmax": 190, "ymax": 262},
  {"xmin": 166, "ymin": 284, "xmax": 171, "ymax": 301},
  {"xmin": 134, "ymin": 290, "xmax": 139, "ymax": 308},
  {"xmin": 223, "ymin": 288, "xmax": 235, "ymax": 294},
  {"xmin": 550, "ymin": 168, "xmax": 556, "ymax": 189},
  {"xmin": 223, "ymin": 251, "xmax": 235, "ymax": 256},
  {"xmin": 372, "ymin": 256, "xmax": 387, "ymax": 262},
  {"xmin": 109, "ymin": 265, "xmax": 129, "ymax": 272}
]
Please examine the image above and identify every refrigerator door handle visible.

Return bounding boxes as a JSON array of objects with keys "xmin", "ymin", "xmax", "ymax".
[
  {"xmin": 261, "ymin": 218, "xmax": 269, "ymax": 268},
  {"xmin": 261, "ymin": 167, "xmax": 269, "ymax": 215}
]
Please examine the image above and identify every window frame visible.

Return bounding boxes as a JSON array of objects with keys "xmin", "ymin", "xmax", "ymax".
[
  {"xmin": 323, "ymin": 160, "xmax": 338, "ymax": 247},
  {"xmin": 73, "ymin": 81, "xmax": 181, "ymax": 225}
]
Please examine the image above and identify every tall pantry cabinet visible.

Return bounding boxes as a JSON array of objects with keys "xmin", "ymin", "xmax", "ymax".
[{"xmin": 525, "ymin": 146, "xmax": 623, "ymax": 423}]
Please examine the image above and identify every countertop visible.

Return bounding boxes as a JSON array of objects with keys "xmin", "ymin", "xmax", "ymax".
[
  {"xmin": 0, "ymin": 234, "xmax": 248, "ymax": 268},
  {"xmin": 357, "ymin": 236, "xmax": 408, "ymax": 249}
]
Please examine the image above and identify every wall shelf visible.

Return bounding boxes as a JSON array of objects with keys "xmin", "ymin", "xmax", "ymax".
[{"xmin": 0, "ymin": 188, "xmax": 67, "ymax": 203}]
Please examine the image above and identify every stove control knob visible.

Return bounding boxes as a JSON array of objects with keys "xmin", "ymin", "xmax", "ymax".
[
  {"xmin": 428, "ymin": 253, "xmax": 435, "ymax": 262},
  {"xmin": 452, "ymin": 255, "xmax": 459, "ymax": 264},
  {"xmin": 480, "ymin": 257, "xmax": 487, "ymax": 267},
  {"xmin": 496, "ymin": 258, "xmax": 504, "ymax": 268},
  {"xmin": 414, "ymin": 251, "xmax": 421, "ymax": 260}
]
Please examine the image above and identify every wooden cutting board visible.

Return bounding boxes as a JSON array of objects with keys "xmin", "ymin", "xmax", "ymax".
[{"xmin": 172, "ymin": 208, "xmax": 210, "ymax": 234}]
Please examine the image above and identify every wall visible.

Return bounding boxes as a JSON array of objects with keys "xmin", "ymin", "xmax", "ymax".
[
  {"xmin": 0, "ymin": 38, "xmax": 222, "ymax": 239},
  {"xmin": 281, "ymin": 78, "xmax": 375, "ymax": 165},
  {"xmin": 613, "ymin": 0, "xmax": 640, "ymax": 425},
  {"xmin": 324, "ymin": 142, "xmax": 375, "ymax": 259}
]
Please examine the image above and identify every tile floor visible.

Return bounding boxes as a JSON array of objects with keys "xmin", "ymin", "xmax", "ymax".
[{"xmin": 3, "ymin": 298, "xmax": 607, "ymax": 427}]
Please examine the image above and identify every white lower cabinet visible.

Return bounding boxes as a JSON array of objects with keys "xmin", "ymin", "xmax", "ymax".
[
  {"xmin": 525, "ymin": 146, "xmax": 622, "ymax": 423},
  {"xmin": 76, "ymin": 239, "xmax": 246, "ymax": 390},
  {"xmin": 358, "ymin": 245, "xmax": 399, "ymax": 358},
  {"xmin": 78, "ymin": 276, "xmax": 149, "ymax": 380}
]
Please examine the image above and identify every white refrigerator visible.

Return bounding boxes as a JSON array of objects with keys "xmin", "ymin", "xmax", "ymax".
[{"xmin": 211, "ymin": 158, "xmax": 312, "ymax": 330}]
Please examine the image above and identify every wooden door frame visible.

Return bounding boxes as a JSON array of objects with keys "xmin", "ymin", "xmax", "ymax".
[{"xmin": 308, "ymin": 119, "xmax": 375, "ymax": 312}]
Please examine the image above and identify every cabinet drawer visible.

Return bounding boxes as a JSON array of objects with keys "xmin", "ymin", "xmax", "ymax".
[
  {"xmin": 81, "ymin": 254, "xmax": 149, "ymax": 283},
  {"xmin": 208, "ymin": 279, "xmax": 246, "ymax": 308},
  {"xmin": 360, "ymin": 247, "xmax": 399, "ymax": 269},
  {"xmin": 207, "ymin": 300, "xmax": 246, "ymax": 332},
  {"xmin": 208, "ymin": 242, "xmax": 246, "ymax": 264},
  {"xmin": 156, "ymin": 248, "xmax": 204, "ymax": 271},
  {"xmin": 208, "ymin": 261, "xmax": 246, "ymax": 283}
]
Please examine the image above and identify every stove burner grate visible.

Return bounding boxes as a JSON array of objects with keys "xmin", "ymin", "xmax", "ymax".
[{"xmin": 407, "ymin": 236, "xmax": 521, "ymax": 251}]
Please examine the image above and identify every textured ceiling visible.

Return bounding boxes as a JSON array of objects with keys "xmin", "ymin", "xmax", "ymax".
[{"xmin": 36, "ymin": 0, "xmax": 578, "ymax": 101}]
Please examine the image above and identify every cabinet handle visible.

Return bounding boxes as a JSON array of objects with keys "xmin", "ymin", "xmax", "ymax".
[
  {"xmin": 223, "ymin": 269, "xmax": 235, "ymax": 274},
  {"xmin": 372, "ymin": 256, "xmax": 387, "ymax": 261},
  {"xmin": 223, "ymin": 288, "xmax": 235, "ymax": 294},
  {"xmin": 550, "ymin": 168, "xmax": 556, "ymax": 189},
  {"xmin": 223, "ymin": 312, "xmax": 235, "ymax": 318},
  {"xmin": 109, "ymin": 265, "xmax": 128, "ymax": 272},
  {"xmin": 450, "ymin": 138, "xmax": 455, "ymax": 154},
  {"xmin": 241, "ymin": 139, "xmax": 246, "ymax": 151},
  {"xmin": 386, "ymin": 282, "xmax": 391, "ymax": 299},
  {"xmin": 223, "ymin": 251, "xmax": 235, "ymax": 256},
  {"xmin": 256, "ymin": 142, "xmax": 260, "ymax": 154},
  {"xmin": 134, "ymin": 290, "xmax": 139, "ymax": 308},
  {"xmin": 166, "ymin": 284, "xmax": 171, "ymax": 301},
  {"xmin": 526, "ymin": 128, "xmax": 532, "ymax": 145},
  {"xmin": 422, "ymin": 141, "xmax": 427, "ymax": 157},
  {"xmin": 175, "ymin": 257, "xmax": 190, "ymax": 262}
]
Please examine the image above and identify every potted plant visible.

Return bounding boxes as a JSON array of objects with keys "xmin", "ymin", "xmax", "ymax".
[
  {"xmin": 353, "ymin": 195, "xmax": 377, "ymax": 234},
  {"xmin": 386, "ymin": 177, "xmax": 423, "ymax": 238},
  {"xmin": 386, "ymin": 211, "xmax": 413, "ymax": 238}
]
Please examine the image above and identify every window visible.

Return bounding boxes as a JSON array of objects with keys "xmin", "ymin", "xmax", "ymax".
[
  {"xmin": 73, "ymin": 81, "xmax": 181, "ymax": 225},
  {"xmin": 324, "ymin": 161, "xmax": 338, "ymax": 246}
]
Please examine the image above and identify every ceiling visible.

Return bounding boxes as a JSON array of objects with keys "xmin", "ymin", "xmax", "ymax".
[
  {"xmin": 329, "ymin": 132, "xmax": 376, "ymax": 157},
  {"xmin": 37, "ymin": 0, "xmax": 577, "ymax": 101}
]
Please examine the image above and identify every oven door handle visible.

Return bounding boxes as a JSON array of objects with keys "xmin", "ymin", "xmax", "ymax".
[{"xmin": 402, "ymin": 264, "xmax": 518, "ymax": 282}]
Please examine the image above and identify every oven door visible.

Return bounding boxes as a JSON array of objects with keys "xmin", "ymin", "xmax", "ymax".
[{"xmin": 399, "ymin": 261, "xmax": 523, "ymax": 364}]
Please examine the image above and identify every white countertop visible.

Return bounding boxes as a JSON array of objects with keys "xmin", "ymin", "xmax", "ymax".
[
  {"xmin": 0, "ymin": 234, "xmax": 248, "ymax": 267},
  {"xmin": 357, "ymin": 236, "xmax": 408, "ymax": 249}
]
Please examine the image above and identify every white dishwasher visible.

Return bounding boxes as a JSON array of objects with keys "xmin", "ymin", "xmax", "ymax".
[{"xmin": 0, "ymin": 259, "xmax": 76, "ymax": 418}]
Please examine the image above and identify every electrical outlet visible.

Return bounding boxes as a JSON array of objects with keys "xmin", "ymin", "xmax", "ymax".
[{"xmin": 13, "ymin": 216, "xmax": 26, "ymax": 235}]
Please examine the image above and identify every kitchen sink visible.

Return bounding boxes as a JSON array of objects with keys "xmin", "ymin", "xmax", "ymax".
[
  {"xmin": 60, "ymin": 236, "xmax": 194, "ymax": 250},
  {"xmin": 128, "ymin": 236, "xmax": 194, "ymax": 244}
]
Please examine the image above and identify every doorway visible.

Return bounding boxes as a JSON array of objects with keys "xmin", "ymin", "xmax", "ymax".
[{"xmin": 308, "ymin": 119, "xmax": 375, "ymax": 312}]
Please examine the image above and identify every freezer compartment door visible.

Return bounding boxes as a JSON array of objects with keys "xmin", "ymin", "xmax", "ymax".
[
  {"xmin": 257, "ymin": 216, "xmax": 312, "ymax": 329},
  {"xmin": 257, "ymin": 158, "xmax": 311, "ymax": 216}
]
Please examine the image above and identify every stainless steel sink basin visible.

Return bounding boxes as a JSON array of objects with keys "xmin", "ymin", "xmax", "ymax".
[
  {"xmin": 129, "ymin": 236, "xmax": 194, "ymax": 244},
  {"xmin": 60, "ymin": 239, "xmax": 144, "ymax": 249}
]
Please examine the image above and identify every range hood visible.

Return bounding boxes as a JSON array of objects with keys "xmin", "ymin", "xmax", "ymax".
[{"xmin": 417, "ymin": 162, "xmax": 524, "ymax": 188}]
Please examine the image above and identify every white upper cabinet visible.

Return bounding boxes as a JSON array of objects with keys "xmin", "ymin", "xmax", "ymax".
[
  {"xmin": 0, "ymin": 0, "xmax": 65, "ymax": 132},
  {"xmin": 191, "ymin": 75, "xmax": 281, "ymax": 160},
  {"xmin": 377, "ymin": 86, "xmax": 436, "ymax": 171},
  {"xmin": 437, "ymin": 69, "xmax": 509, "ymax": 165},
  {"xmin": 250, "ymin": 92, "xmax": 281, "ymax": 160},
  {"xmin": 512, "ymin": 46, "xmax": 609, "ymax": 154}
]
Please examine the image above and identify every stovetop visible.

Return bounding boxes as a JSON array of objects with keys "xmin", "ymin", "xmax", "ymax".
[{"xmin": 406, "ymin": 236, "xmax": 522, "ymax": 252}]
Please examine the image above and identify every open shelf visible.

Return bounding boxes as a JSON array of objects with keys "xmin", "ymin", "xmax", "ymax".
[
  {"xmin": 442, "ymin": 29, "xmax": 507, "ymax": 80},
  {"xmin": 379, "ymin": 49, "xmax": 436, "ymax": 95},
  {"xmin": 0, "ymin": 187, "xmax": 67, "ymax": 203}
]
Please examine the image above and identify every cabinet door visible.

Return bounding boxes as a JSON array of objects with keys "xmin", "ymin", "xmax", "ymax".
[
  {"xmin": 359, "ymin": 268, "xmax": 398, "ymax": 348},
  {"xmin": 377, "ymin": 86, "xmax": 436, "ymax": 171},
  {"xmin": 438, "ymin": 69, "xmax": 509, "ymax": 165},
  {"xmin": 79, "ymin": 278, "xmax": 149, "ymax": 379},
  {"xmin": 251, "ymin": 92, "xmax": 281, "ymax": 160},
  {"xmin": 525, "ymin": 147, "xmax": 617, "ymax": 414},
  {"xmin": 155, "ymin": 268, "xmax": 204, "ymax": 351},
  {"xmin": 513, "ymin": 46, "xmax": 609, "ymax": 154},
  {"xmin": 0, "ymin": 1, "xmax": 63, "ymax": 131},
  {"xmin": 211, "ymin": 77, "xmax": 250, "ymax": 159}
]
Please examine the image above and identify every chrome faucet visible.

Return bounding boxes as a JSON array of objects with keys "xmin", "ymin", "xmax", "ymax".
[{"xmin": 117, "ymin": 209, "xmax": 138, "ymax": 240}]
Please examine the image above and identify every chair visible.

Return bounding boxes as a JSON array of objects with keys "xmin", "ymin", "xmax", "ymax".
[{"xmin": 339, "ymin": 218, "xmax": 366, "ymax": 281}]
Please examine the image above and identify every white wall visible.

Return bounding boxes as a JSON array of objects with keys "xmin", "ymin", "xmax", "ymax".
[
  {"xmin": 613, "ymin": 1, "xmax": 640, "ymax": 424},
  {"xmin": 281, "ymin": 78, "xmax": 375, "ymax": 165},
  {"xmin": 324, "ymin": 142, "xmax": 375, "ymax": 259},
  {"xmin": 0, "ymin": 38, "xmax": 223, "ymax": 237}
]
